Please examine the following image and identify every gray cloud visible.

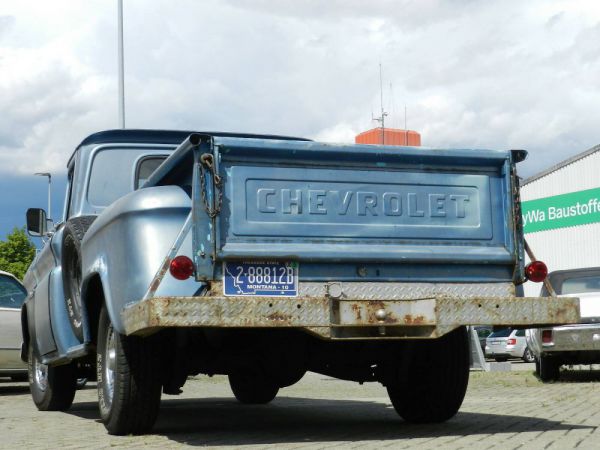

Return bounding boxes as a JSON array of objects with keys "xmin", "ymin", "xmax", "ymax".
[
  {"xmin": 222, "ymin": 0, "xmax": 481, "ymax": 28},
  {"xmin": 0, "ymin": 0, "xmax": 599, "ymax": 180},
  {"xmin": 0, "ymin": 15, "xmax": 15, "ymax": 37}
]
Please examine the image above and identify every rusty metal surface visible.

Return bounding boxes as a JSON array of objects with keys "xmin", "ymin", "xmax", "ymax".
[
  {"xmin": 434, "ymin": 295, "xmax": 578, "ymax": 326},
  {"xmin": 122, "ymin": 283, "xmax": 580, "ymax": 339},
  {"xmin": 295, "ymin": 281, "xmax": 515, "ymax": 300},
  {"xmin": 336, "ymin": 299, "xmax": 436, "ymax": 326},
  {"xmin": 123, "ymin": 295, "xmax": 330, "ymax": 334}
]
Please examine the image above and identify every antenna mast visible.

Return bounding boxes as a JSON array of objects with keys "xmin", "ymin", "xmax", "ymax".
[{"xmin": 372, "ymin": 63, "xmax": 388, "ymax": 144}]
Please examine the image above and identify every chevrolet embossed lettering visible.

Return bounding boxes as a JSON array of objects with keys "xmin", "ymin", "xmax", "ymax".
[{"xmin": 229, "ymin": 166, "xmax": 490, "ymax": 240}]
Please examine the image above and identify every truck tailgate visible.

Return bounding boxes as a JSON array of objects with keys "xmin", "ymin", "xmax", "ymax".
[{"xmin": 202, "ymin": 138, "xmax": 517, "ymax": 272}]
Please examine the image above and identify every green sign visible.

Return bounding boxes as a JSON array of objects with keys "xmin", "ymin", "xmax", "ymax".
[{"xmin": 522, "ymin": 187, "xmax": 600, "ymax": 233}]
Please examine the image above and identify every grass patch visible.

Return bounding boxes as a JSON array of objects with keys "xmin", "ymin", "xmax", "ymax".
[{"xmin": 469, "ymin": 370, "xmax": 541, "ymax": 387}]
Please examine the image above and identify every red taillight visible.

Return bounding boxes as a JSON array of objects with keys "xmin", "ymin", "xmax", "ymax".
[
  {"xmin": 169, "ymin": 255, "xmax": 194, "ymax": 280},
  {"xmin": 507, "ymin": 338, "xmax": 516, "ymax": 345},
  {"xmin": 542, "ymin": 329, "xmax": 553, "ymax": 344},
  {"xmin": 525, "ymin": 260, "xmax": 548, "ymax": 283}
]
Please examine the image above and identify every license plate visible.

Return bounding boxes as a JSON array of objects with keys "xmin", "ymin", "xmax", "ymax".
[{"xmin": 223, "ymin": 261, "xmax": 299, "ymax": 297}]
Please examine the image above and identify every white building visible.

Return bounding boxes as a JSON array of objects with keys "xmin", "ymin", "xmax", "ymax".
[{"xmin": 521, "ymin": 144, "xmax": 600, "ymax": 296}]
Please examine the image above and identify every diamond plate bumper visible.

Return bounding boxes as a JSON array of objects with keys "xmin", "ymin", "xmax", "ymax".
[{"xmin": 121, "ymin": 282, "xmax": 580, "ymax": 339}]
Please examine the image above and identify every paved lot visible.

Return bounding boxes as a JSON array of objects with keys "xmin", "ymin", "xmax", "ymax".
[{"xmin": 1, "ymin": 363, "xmax": 600, "ymax": 449}]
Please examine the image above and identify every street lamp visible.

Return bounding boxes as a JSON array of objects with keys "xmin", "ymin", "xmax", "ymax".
[
  {"xmin": 118, "ymin": 0, "xmax": 125, "ymax": 128},
  {"xmin": 34, "ymin": 172, "xmax": 52, "ymax": 221}
]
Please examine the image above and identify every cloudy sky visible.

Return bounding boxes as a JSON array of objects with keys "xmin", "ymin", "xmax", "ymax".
[{"xmin": 1, "ymin": 0, "xmax": 600, "ymax": 239}]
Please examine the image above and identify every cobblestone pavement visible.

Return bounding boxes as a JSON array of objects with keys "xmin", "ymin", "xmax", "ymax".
[{"xmin": 1, "ymin": 363, "xmax": 600, "ymax": 449}]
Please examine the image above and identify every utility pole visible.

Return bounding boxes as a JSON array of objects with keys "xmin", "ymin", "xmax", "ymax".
[
  {"xmin": 118, "ymin": 0, "xmax": 125, "ymax": 128},
  {"xmin": 372, "ymin": 63, "xmax": 388, "ymax": 144},
  {"xmin": 34, "ymin": 172, "xmax": 52, "ymax": 221}
]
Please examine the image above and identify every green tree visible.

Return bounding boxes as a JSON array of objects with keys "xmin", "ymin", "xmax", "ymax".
[{"xmin": 0, "ymin": 227, "xmax": 36, "ymax": 280}]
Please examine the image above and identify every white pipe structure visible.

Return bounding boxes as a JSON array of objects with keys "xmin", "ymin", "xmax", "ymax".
[
  {"xmin": 118, "ymin": 0, "xmax": 125, "ymax": 128},
  {"xmin": 34, "ymin": 172, "xmax": 52, "ymax": 221}
]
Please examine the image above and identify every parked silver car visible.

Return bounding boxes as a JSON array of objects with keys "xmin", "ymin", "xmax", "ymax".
[
  {"xmin": 527, "ymin": 267, "xmax": 600, "ymax": 381},
  {"xmin": 0, "ymin": 271, "xmax": 27, "ymax": 380},
  {"xmin": 485, "ymin": 328, "xmax": 535, "ymax": 362}
]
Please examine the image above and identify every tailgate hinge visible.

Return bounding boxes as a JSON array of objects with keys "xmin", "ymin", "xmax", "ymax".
[{"xmin": 193, "ymin": 136, "xmax": 219, "ymax": 281}]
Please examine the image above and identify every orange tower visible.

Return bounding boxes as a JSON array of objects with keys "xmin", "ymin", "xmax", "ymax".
[{"xmin": 355, "ymin": 127, "xmax": 421, "ymax": 146}]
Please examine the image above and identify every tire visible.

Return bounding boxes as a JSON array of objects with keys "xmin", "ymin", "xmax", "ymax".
[
  {"xmin": 27, "ymin": 341, "xmax": 77, "ymax": 411},
  {"xmin": 62, "ymin": 216, "xmax": 96, "ymax": 342},
  {"xmin": 522, "ymin": 347, "xmax": 535, "ymax": 363},
  {"xmin": 387, "ymin": 326, "xmax": 470, "ymax": 423},
  {"xmin": 97, "ymin": 305, "xmax": 162, "ymax": 435},
  {"xmin": 537, "ymin": 355, "xmax": 560, "ymax": 382},
  {"xmin": 228, "ymin": 372, "xmax": 279, "ymax": 404}
]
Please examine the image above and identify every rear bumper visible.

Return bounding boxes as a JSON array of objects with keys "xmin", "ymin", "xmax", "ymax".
[
  {"xmin": 121, "ymin": 283, "xmax": 580, "ymax": 339},
  {"xmin": 540, "ymin": 324, "xmax": 600, "ymax": 353},
  {"xmin": 485, "ymin": 347, "xmax": 522, "ymax": 358},
  {"xmin": 505, "ymin": 345, "xmax": 524, "ymax": 358}
]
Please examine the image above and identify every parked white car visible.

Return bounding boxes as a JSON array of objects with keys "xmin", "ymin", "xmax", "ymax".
[
  {"xmin": 485, "ymin": 328, "xmax": 535, "ymax": 362},
  {"xmin": 0, "ymin": 271, "xmax": 27, "ymax": 380},
  {"xmin": 527, "ymin": 267, "xmax": 600, "ymax": 381}
]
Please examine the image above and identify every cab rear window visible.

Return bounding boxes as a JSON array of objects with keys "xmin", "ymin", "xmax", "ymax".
[
  {"xmin": 136, "ymin": 157, "xmax": 166, "ymax": 189},
  {"xmin": 87, "ymin": 149, "xmax": 167, "ymax": 207}
]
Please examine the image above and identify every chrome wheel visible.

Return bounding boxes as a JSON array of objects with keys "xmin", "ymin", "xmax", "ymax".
[
  {"xmin": 28, "ymin": 340, "xmax": 76, "ymax": 411},
  {"xmin": 34, "ymin": 357, "xmax": 48, "ymax": 392},
  {"xmin": 523, "ymin": 347, "xmax": 535, "ymax": 363},
  {"xmin": 101, "ymin": 324, "xmax": 117, "ymax": 410}
]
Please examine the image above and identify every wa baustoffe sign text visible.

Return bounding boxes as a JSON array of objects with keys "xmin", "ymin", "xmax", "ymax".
[{"xmin": 522, "ymin": 187, "xmax": 600, "ymax": 233}]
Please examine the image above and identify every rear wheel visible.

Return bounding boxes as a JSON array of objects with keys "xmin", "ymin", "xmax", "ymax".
[
  {"xmin": 28, "ymin": 341, "xmax": 77, "ymax": 411},
  {"xmin": 537, "ymin": 355, "xmax": 560, "ymax": 382},
  {"xmin": 522, "ymin": 347, "xmax": 535, "ymax": 363},
  {"xmin": 228, "ymin": 371, "xmax": 279, "ymax": 404},
  {"xmin": 61, "ymin": 216, "xmax": 96, "ymax": 342},
  {"xmin": 97, "ymin": 306, "xmax": 162, "ymax": 435},
  {"xmin": 387, "ymin": 327, "xmax": 470, "ymax": 423}
]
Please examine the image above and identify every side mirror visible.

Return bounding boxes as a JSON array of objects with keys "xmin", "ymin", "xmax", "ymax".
[{"xmin": 26, "ymin": 208, "xmax": 47, "ymax": 237}]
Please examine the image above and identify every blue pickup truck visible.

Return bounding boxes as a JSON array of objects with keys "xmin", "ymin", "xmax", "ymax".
[{"xmin": 22, "ymin": 129, "xmax": 579, "ymax": 435}]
